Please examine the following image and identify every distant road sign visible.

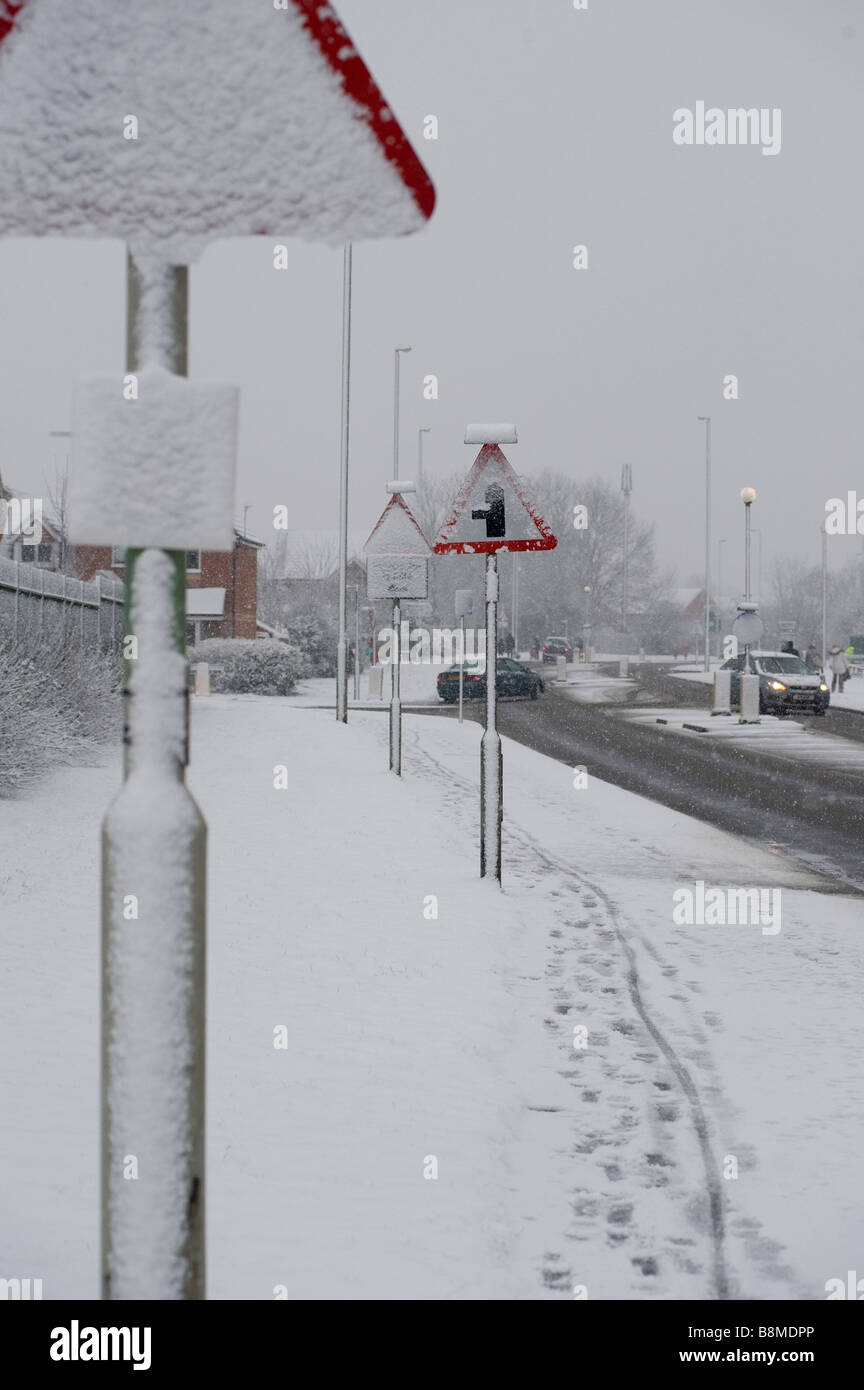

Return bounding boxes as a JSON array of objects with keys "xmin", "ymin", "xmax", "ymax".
[
  {"xmin": 455, "ymin": 589, "xmax": 473, "ymax": 618},
  {"xmin": 434, "ymin": 444, "xmax": 557, "ymax": 555},
  {"xmin": 364, "ymin": 492, "xmax": 432, "ymax": 558}
]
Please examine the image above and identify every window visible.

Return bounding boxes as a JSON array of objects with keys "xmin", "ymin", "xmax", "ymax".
[
  {"xmin": 186, "ymin": 550, "xmax": 201, "ymax": 573},
  {"xmin": 37, "ymin": 543, "xmax": 53, "ymax": 564},
  {"xmin": 20, "ymin": 544, "xmax": 35, "ymax": 562},
  {"xmin": 758, "ymin": 656, "xmax": 809, "ymax": 675},
  {"xmin": 111, "ymin": 546, "xmax": 126, "ymax": 567}
]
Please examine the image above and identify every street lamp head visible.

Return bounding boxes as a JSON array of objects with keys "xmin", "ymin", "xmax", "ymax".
[
  {"xmin": 740, "ymin": 487, "xmax": 757, "ymax": 505},
  {"xmin": 395, "ymin": 344, "xmax": 412, "ymax": 353}
]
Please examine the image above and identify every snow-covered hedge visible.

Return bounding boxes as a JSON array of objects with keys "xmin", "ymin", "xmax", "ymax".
[
  {"xmin": 188, "ymin": 637, "xmax": 303, "ymax": 695},
  {"xmin": 0, "ymin": 629, "xmax": 122, "ymax": 796}
]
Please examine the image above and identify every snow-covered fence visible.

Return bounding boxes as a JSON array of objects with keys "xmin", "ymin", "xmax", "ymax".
[{"xmin": 0, "ymin": 555, "xmax": 124, "ymax": 647}]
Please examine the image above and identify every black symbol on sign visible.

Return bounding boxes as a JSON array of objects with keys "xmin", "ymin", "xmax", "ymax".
[{"xmin": 472, "ymin": 483, "xmax": 505, "ymax": 538}]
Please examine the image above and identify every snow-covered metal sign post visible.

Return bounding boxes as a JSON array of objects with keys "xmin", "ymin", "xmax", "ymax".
[
  {"xmin": 364, "ymin": 486, "xmax": 432, "ymax": 776},
  {"xmin": 435, "ymin": 427, "xmax": 556, "ymax": 881},
  {"xmin": 0, "ymin": 0, "xmax": 433, "ymax": 1299}
]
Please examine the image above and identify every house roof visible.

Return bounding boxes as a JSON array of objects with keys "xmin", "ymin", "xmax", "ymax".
[
  {"xmin": 0, "ymin": 488, "xmax": 62, "ymax": 542},
  {"xmin": 674, "ymin": 587, "xmax": 705, "ymax": 618},
  {"xmin": 234, "ymin": 525, "xmax": 265, "ymax": 549}
]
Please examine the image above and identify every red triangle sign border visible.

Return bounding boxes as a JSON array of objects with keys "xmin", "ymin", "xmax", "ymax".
[{"xmin": 433, "ymin": 444, "xmax": 557, "ymax": 555}]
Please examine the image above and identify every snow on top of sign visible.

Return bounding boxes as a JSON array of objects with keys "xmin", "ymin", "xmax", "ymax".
[
  {"xmin": 68, "ymin": 366, "xmax": 238, "ymax": 549},
  {"xmin": 0, "ymin": 0, "xmax": 434, "ymax": 259},
  {"xmin": 464, "ymin": 424, "xmax": 518, "ymax": 445},
  {"xmin": 364, "ymin": 493, "xmax": 432, "ymax": 557},
  {"xmin": 434, "ymin": 444, "xmax": 557, "ymax": 555}
]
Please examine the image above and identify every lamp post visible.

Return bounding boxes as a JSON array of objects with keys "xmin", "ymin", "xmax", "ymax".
[
  {"xmin": 336, "ymin": 243, "xmax": 353, "ymax": 723},
  {"xmin": 417, "ymin": 425, "xmax": 430, "ymax": 490},
  {"xmin": 740, "ymin": 486, "xmax": 757, "ymax": 672},
  {"xmin": 697, "ymin": 416, "xmax": 711, "ymax": 672},
  {"xmin": 620, "ymin": 462, "xmax": 632, "ymax": 638},
  {"xmin": 751, "ymin": 528, "xmax": 763, "ymax": 603},
  {"xmin": 741, "ymin": 487, "xmax": 756, "ymax": 603},
  {"xmin": 821, "ymin": 523, "xmax": 828, "ymax": 671},
  {"xmin": 393, "ymin": 345, "xmax": 411, "ymax": 481},
  {"xmin": 717, "ymin": 538, "xmax": 727, "ymax": 657}
]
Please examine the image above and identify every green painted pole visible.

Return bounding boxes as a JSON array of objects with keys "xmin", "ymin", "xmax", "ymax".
[{"xmin": 100, "ymin": 254, "xmax": 206, "ymax": 1300}]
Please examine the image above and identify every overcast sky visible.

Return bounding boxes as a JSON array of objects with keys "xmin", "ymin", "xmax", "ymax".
[{"xmin": 0, "ymin": 0, "xmax": 861, "ymax": 596}]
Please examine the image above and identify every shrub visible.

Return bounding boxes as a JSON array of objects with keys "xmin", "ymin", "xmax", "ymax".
[
  {"xmin": 0, "ymin": 628, "xmax": 122, "ymax": 797},
  {"xmin": 187, "ymin": 637, "xmax": 303, "ymax": 695}
]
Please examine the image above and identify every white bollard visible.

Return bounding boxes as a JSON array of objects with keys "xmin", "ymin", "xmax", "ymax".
[
  {"xmin": 367, "ymin": 665, "xmax": 384, "ymax": 700},
  {"xmin": 194, "ymin": 661, "xmax": 210, "ymax": 696},
  {"xmin": 712, "ymin": 668, "xmax": 731, "ymax": 715},
  {"xmin": 556, "ymin": 655, "xmax": 567, "ymax": 683},
  {"xmin": 739, "ymin": 672, "xmax": 761, "ymax": 723},
  {"xmin": 618, "ymin": 656, "xmax": 629, "ymax": 678}
]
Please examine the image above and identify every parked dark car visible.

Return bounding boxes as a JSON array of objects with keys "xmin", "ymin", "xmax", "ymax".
[
  {"xmin": 720, "ymin": 650, "xmax": 830, "ymax": 715},
  {"xmin": 437, "ymin": 658, "xmax": 544, "ymax": 702},
  {"xmin": 541, "ymin": 636, "xmax": 572, "ymax": 664}
]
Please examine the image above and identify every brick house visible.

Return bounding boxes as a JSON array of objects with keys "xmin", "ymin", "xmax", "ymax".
[{"xmin": 75, "ymin": 528, "xmax": 264, "ymax": 642}]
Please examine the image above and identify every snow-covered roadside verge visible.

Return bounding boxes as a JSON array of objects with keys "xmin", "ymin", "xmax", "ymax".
[
  {"xmin": 1, "ymin": 693, "xmax": 861, "ymax": 1301},
  {"xmin": 400, "ymin": 712, "xmax": 864, "ymax": 1301}
]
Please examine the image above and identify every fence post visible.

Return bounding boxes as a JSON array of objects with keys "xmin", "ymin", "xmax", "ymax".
[
  {"xmin": 40, "ymin": 565, "xmax": 45, "ymax": 632},
  {"xmin": 96, "ymin": 576, "xmax": 102, "ymax": 646},
  {"xmin": 79, "ymin": 578, "xmax": 85, "ymax": 644},
  {"xmin": 14, "ymin": 558, "xmax": 19, "ymax": 642}
]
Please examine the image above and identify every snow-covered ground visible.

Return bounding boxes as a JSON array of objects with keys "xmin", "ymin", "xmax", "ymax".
[{"xmin": 1, "ymin": 690, "xmax": 862, "ymax": 1300}]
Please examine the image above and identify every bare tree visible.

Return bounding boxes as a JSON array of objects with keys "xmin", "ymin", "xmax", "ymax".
[{"xmin": 44, "ymin": 463, "xmax": 76, "ymax": 573}]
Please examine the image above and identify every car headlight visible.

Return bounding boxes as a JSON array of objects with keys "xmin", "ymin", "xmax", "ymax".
[
  {"xmin": 768, "ymin": 680, "xmax": 787, "ymax": 691},
  {"xmin": 820, "ymin": 683, "xmax": 829, "ymax": 692}
]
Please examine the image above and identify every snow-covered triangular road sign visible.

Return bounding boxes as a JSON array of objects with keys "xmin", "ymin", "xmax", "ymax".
[
  {"xmin": 434, "ymin": 445, "xmax": 557, "ymax": 554},
  {"xmin": 364, "ymin": 492, "xmax": 432, "ymax": 557},
  {"xmin": 364, "ymin": 493, "xmax": 431, "ymax": 600},
  {"xmin": 0, "ymin": 0, "xmax": 435, "ymax": 258}
]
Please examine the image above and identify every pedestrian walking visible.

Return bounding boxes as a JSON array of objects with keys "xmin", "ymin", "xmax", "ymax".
[
  {"xmin": 828, "ymin": 645, "xmax": 849, "ymax": 693},
  {"xmin": 804, "ymin": 641, "xmax": 821, "ymax": 672}
]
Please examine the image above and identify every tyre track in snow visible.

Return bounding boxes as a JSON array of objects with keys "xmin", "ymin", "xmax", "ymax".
[{"xmin": 401, "ymin": 720, "xmax": 731, "ymax": 1300}]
